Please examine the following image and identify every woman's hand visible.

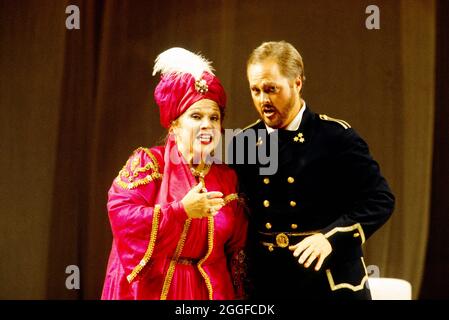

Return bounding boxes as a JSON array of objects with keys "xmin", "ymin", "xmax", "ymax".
[{"xmin": 181, "ymin": 181, "xmax": 224, "ymax": 218}]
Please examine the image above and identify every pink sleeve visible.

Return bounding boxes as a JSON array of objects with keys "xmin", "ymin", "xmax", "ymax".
[{"xmin": 106, "ymin": 148, "xmax": 187, "ymax": 280}]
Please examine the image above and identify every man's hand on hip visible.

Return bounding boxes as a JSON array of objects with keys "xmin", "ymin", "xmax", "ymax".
[{"xmin": 288, "ymin": 233, "xmax": 332, "ymax": 271}]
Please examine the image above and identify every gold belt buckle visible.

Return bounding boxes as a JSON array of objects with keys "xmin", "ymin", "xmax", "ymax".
[{"xmin": 275, "ymin": 233, "xmax": 289, "ymax": 248}]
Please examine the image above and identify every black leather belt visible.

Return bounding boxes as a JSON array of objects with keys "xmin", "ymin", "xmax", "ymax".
[{"xmin": 258, "ymin": 231, "xmax": 318, "ymax": 251}]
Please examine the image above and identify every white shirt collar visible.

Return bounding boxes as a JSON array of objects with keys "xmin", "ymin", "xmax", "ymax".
[{"xmin": 266, "ymin": 100, "xmax": 307, "ymax": 133}]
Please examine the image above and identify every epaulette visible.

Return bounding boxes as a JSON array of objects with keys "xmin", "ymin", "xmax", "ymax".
[
  {"xmin": 319, "ymin": 114, "xmax": 351, "ymax": 129},
  {"xmin": 233, "ymin": 119, "xmax": 262, "ymax": 134},
  {"xmin": 114, "ymin": 147, "xmax": 162, "ymax": 190}
]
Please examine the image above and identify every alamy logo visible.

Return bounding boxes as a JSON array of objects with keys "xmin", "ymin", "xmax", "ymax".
[
  {"xmin": 65, "ymin": 265, "xmax": 80, "ymax": 290},
  {"xmin": 365, "ymin": 5, "xmax": 380, "ymax": 30},
  {"xmin": 166, "ymin": 128, "xmax": 280, "ymax": 175},
  {"xmin": 226, "ymin": 129, "xmax": 279, "ymax": 175},
  {"xmin": 65, "ymin": 5, "xmax": 80, "ymax": 30}
]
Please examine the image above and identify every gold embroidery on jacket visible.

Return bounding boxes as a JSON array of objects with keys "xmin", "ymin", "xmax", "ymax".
[
  {"xmin": 224, "ymin": 193, "xmax": 239, "ymax": 205},
  {"xmin": 233, "ymin": 119, "xmax": 262, "ymax": 135},
  {"xmin": 197, "ymin": 216, "xmax": 215, "ymax": 300},
  {"xmin": 319, "ymin": 114, "xmax": 351, "ymax": 129},
  {"xmin": 143, "ymin": 147, "xmax": 160, "ymax": 172},
  {"xmin": 325, "ymin": 257, "xmax": 369, "ymax": 292},
  {"xmin": 324, "ymin": 222, "xmax": 366, "ymax": 244},
  {"xmin": 160, "ymin": 219, "xmax": 192, "ymax": 300},
  {"xmin": 115, "ymin": 148, "xmax": 162, "ymax": 190},
  {"xmin": 126, "ymin": 204, "xmax": 161, "ymax": 283}
]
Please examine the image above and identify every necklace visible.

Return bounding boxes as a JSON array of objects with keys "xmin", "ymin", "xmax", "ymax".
[
  {"xmin": 190, "ymin": 164, "xmax": 210, "ymax": 178},
  {"xmin": 190, "ymin": 163, "xmax": 211, "ymax": 192}
]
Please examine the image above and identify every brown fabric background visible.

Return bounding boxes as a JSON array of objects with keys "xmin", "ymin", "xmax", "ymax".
[
  {"xmin": 420, "ymin": 0, "xmax": 449, "ymax": 300},
  {"xmin": 0, "ymin": 0, "xmax": 447, "ymax": 299}
]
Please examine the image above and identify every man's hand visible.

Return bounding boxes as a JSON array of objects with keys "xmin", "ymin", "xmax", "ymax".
[
  {"xmin": 288, "ymin": 233, "xmax": 332, "ymax": 271},
  {"xmin": 181, "ymin": 181, "xmax": 224, "ymax": 218}
]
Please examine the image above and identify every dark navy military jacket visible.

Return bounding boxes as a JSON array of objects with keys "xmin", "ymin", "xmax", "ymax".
[{"xmin": 230, "ymin": 107, "xmax": 395, "ymax": 300}]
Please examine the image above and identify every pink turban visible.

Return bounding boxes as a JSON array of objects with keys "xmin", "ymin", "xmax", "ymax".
[{"xmin": 152, "ymin": 48, "xmax": 227, "ymax": 128}]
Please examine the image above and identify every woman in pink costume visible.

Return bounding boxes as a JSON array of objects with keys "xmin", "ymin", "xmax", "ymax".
[{"xmin": 101, "ymin": 48, "xmax": 247, "ymax": 300}]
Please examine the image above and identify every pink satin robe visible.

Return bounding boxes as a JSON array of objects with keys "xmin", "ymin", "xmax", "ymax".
[{"xmin": 101, "ymin": 138, "xmax": 248, "ymax": 300}]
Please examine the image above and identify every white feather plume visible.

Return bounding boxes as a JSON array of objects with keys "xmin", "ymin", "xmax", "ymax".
[{"xmin": 152, "ymin": 47, "xmax": 214, "ymax": 80}]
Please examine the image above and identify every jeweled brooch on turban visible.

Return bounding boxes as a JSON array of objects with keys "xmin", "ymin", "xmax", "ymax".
[{"xmin": 195, "ymin": 78, "xmax": 208, "ymax": 94}]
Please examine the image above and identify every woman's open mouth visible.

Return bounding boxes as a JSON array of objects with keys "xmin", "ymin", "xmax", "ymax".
[{"xmin": 197, "ymin": 133, "xmax": 213, "ymax": 144}]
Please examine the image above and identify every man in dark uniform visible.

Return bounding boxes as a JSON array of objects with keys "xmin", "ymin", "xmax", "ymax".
[{"xmin": 230, "ymin": 41, "xmax": 395, "ymax": 299}]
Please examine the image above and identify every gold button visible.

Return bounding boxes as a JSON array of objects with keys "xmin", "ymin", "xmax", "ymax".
[
  {"xmin": 276, "ymin": 233, "xmax": 289, "ymax": 248},
  {"xmin": 263, "ymin": 178, "xmax": 270, "ymax": 184},
  {"xmin": 263, "ymin": 200, "xmax": 270, "ymax": 207},
  {"xmin": 265, "ymin": 222, "xmax": 272, "ymax": 230},
  {"xmin": 291, "ymin": 224, "xmax": 298, "ymax": 230},
  {"xmin": 353, "ymin": 233, "xmax": 360, "ymax": 238},
  {"xmin": 290, "ymin": 201, "xmax": 297, "ymax": 207},
  {"xmin": 268, "ymin": 245, "xmax": 274, "ymax": 252},
  {"xmin": 287, "ymin": 177, "xmax": 295, "ymax": 183}
]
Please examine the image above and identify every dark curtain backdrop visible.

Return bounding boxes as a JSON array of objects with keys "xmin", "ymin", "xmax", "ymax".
[
  {"xmin": 420, "ymin": 0, "xmax": 449, "ymax": 300},
  {"xmin": 0, "ymin": 0, "xmax": 446, "ymax": 299}
]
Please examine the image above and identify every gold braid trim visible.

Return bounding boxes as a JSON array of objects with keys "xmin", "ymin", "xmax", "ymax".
[
  {"xmin": 115, "ymin": 148, "xmax": 162, "ymax": 190},
  {"xmin": 126, "ymin": 205, "xmax": 161, "ymax": 283},
  {"xmin": 324, "ymin": 222, "xmax": 366, "ymax": 245},
  {"xmin": 142, "ymin": 147, "xmax": 160, "ymax": 172},
  {"xmin": 132, "ymin": 162, "xmax": 154, "ymax": 177},
  {"xmin": 319, "ymin": 114, "xmax": 351, "ymax": 129},
  {"xmin": 231, "ymin": 119, "xmax": 262, "ymax": 136},
  {"xmin": 325, "ymin": 257, "xmax": 369, "ymax": 292},
  {"xmin": 197, "ymin": 216, "xmax": 215, "ymax": 300},
  {"xmin": 115, "ymin": 171, "xmax": 162, "ymax": 190},
  {"xmin": 160, "ymin": 218, "xmax": 192, "ymax": 300},
  {"xmin": 242, "ymin": 119, "xmax": 262, "ymax": 131},
  {"xmin": 224, "ymin": 193, "xmax": 239, "ymax": 205}
]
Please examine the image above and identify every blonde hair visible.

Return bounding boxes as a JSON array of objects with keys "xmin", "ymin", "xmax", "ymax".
[{"xmin": 247, "ymin": 41, "xmax": 306, "ymax": 85}]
